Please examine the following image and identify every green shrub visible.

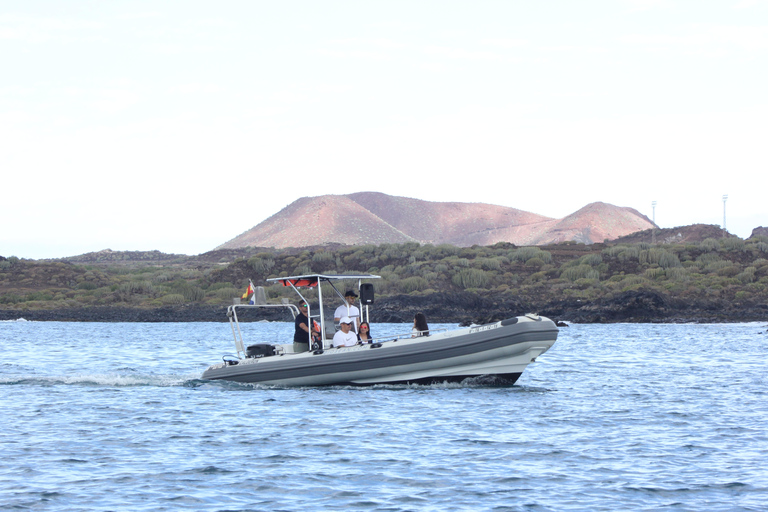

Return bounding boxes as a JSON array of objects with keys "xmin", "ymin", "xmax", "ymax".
[
  {"xmin": 604, "ymin": 245, "xmax": 641, "ymax": 262},
  {"xmin": 119, "ymin": 281, "xmax": 155, "ymax": 295},
  {"xmin": 311, "ymin": 251, "xmax": 334, "ymax": 264},
  {"xmin": 27, "ymin": 291, "xmax": 54, "ymax": 301},
  {"xmin": 722, "ymin": 237, "xmax": 746, "ymax": 252},
  {"xmin": 169, "ymin": 281, "xmax": 205, "ymax": 301},
  {"xmin": 445, "ymin": 257, "xmax": 470, "ymax": 268},
  {"xmin": 644, "ymin": 268, "xmax": 665, "ymax": 279},
  {"xmin": 640, "ymin": 249, "xmax": 681, "ymax": 268},
  {"xmin": 213, "ymin": 287, "xmax": 240, "ymax": 300},
  {"xmin": 475, "ymin": 257, "xmax": 502, "ymax": 271},
  {"xmin": 561, "ymin": 265, "xmax": 599, "ymax": 282},
  {"xmin": 602, "ymin": 245, "xmax": 625, "ymax": 258},
  {"xmin": 574, "ymin": 277, "xmax": 599, "ymax": 288},
  {"xmin": 621, "ymin": 275, "xmax": 647, "ymax": 287},
  {"xmin": 658, "ymin": 251, "xmax": 681, "ymax": 268},
  {"xmin": 580, "ymin": 254, "xmax": 603, "ymax": 266},
  {"xmin": 737, "ymin": 267, "xmax": 756, "ymax": 284},
  {"xmin": 161, "ymin": 294, "xmax": 186, "ymax": 305},
  {"xmin": 152, "ymin": 272, "xmax": 172, "ymax": 283},
  {"xmin": 0, "ymin": 292, "xmax": 22, "ymax": 304},
  {"xmin": 665, "ymin": 267, "xmax": 690, "ymax": 282},
  {"xmin": 249, "ymin": 255, "xmax": 276, "ymax": 274},
  {"xmin": 526, "ymin": 257, "xmax": 546, "ymax": 268},
  {"xmin": 452, "ymin": 269, "xmax": 488, "ymax": 289},
  {"xmin": 705, "ymin": 260, "xmax": 731, "ymax": 273},
  {"xmin": 717, "ymin": 265, "xmax": 740, "ymax": 278},
  {"xmin": 425, "ymin": 244, "xmax": 459, "ymax": 258},
  {"xmin": 511, "ymin": 247, "xmax": 552, "ymax": 264},
  {"xmin": 208, "ymin": 282, "xmax": 235, "ymax": 291},
  {"xmin": 294, "ymin": 264, "xmax": 312, "ymax": 275},
  {"xmin": 699, "ymin": 238, "xmax": 720, "ymax": 252},
  {"xmin": 399, "ymin": 276, "xmax": 429, "ymax": 293},
  {"xmin": 697, "ymin": 253, "xmax": 722, "ymax": 265}
]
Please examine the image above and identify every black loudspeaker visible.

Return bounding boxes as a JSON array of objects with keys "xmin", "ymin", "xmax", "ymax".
[{"xmin": 359, "ymin": 283, "xmax": 375, "ymax": 305}]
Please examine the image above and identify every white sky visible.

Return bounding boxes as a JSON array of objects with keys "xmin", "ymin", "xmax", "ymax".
[{"xmin": 1, "ymin": 0, "xmax": 766, "ymax": 259}]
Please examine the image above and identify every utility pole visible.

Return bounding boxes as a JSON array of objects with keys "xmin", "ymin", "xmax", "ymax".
[
  {"xmin": 722, "ymin": 194, "xmax": 728, "ymax": 238},
  {"xmin": 652, "ymin": 201, "xmax": 657, "ymax": 244}
]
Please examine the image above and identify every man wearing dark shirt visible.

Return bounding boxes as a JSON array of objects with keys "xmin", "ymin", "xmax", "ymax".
[{"xmin": 293, "ymin": 303, "xmax": 311, "ymax": 353}]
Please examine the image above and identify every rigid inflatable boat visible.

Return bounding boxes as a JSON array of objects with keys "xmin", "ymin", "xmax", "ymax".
[{"xmin": 201, "ymin": 274, "xmax": 558, "ymax": 386}]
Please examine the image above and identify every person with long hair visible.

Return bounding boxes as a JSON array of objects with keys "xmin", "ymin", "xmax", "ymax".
[
  {"xmin": 357, "ymin": 321, "xmax": 373, "ymax": 343},
  {"xmin": 412, "ymin": 312, "xmax": 429, "ymax": 337}
]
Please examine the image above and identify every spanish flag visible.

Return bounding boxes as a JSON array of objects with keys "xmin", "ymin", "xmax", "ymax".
[{"xmin": 241, "ymin": 281, "xmax": 254, "ymax": 299}]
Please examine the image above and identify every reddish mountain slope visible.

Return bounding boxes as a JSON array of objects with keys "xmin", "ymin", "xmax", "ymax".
[
  {"xmin": 215, "ymin": 193, "xmax": 654, "ymax": 250},
  {"xmin": 529, "ymin": 202, "xmax": 655, "ymax": 245},
  {"xmin": 217, "ymin": 196, "xmax": 417, "ymax": 250},
  {"xmin": 346, "ymin": 192, "xmax": 553, "ymax": 246}
]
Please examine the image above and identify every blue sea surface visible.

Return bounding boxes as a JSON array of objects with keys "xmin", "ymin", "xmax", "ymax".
[{"xmin": 1, "ymin": 319, "xmax": 766, "ymax": 511}]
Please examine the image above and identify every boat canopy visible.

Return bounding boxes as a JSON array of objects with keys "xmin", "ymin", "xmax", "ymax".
[
  {"xmin": 263, "ymin": 274, "xmax": 381, "ymax": 346},
  {"xmin": 267, "ymin": 273, "xmax": 381, "ymax": 287}
]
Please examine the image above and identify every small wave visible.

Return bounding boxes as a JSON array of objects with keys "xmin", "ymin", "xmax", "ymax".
[
  {"xmin": 188, "ymin": 465, "xmax": 238, "ymax": 474},
  {"xmin": 624, "ymin": 481, "xmax": 752, "ymax": 495},
  {"xmin": 0, "ymin": 317, "xmax": 29, "ymax": 322},
  {"xmin": 185, "ymin": 377, "xmax": 541, "ymax": 392},
  {"xmin": 0, "ymin": 373, "xmax": 199, "ymax": 388}
]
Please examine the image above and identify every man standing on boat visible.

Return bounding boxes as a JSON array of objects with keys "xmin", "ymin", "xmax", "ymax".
[
  {"xmin": 293, "ymin": 302, "xmax": 312, "ymax": 353},
  {"xmin": 333, "ymin": 317, "xmax": 357, "ymax": 347},
  {"xmin": 334, "ymin": 290, "xmax": 360, "ymax": 333}
]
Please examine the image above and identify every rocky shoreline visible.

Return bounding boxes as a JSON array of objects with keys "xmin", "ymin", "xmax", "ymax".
[{"xmin": 2, "ymin": 290, "xmax": 766, "ymax": 324}]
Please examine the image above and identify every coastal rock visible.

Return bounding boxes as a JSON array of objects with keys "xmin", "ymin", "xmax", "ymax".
[{"xmin": 1, "ymin": 292, "xmax": 765, "ymax": 324}]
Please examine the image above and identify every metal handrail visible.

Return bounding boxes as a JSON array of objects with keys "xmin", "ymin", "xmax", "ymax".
[{"xmin": 228, "ymin": 303, "xmax": 300, "ymax": 358}]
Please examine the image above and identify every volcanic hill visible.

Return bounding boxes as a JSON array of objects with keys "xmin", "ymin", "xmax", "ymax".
[{"xmin": 216, "ymin": 192, "xmax": 655, "ymax": 250}]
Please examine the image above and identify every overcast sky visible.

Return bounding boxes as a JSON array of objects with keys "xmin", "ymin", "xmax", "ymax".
[{"xmin": 2, "ymin": 0, "xmax": 766, "ymax": 259}]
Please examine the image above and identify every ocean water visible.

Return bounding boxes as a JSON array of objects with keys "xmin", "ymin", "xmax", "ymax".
[{"xmin": 1, "ymin": 319, "xmax": 766, "ymax": 512}]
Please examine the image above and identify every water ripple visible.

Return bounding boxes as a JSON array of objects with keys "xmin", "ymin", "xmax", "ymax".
[{"xmin": 1, "ymin": 321, "xmax": 767, "ymax": 511}]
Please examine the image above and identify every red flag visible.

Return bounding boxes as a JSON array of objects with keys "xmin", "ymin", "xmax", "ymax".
[{"xmin": 241, "ymin": 282, "xmax": 254, "ymax": 299}]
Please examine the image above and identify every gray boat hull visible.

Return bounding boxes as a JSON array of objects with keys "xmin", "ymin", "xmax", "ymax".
[{"xmin": 202, "ymin": 315, "xmax": 558, "ymax": 386}]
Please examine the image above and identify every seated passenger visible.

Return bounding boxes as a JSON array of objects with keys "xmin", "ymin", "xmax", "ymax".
[
  {"xmin": 357, "ymin": 321, "xmax": 373, "ymax": 343},
  {"xmin": 333, "ymin": 316, "xmax": 357, "ymax": 348},
  {"xmin": 412, "ymin": 312, "xmax": 430, "ymax": 338}
]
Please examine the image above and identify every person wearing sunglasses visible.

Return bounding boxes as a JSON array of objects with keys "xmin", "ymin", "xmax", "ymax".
[
  {"xmin": 357, "ymin": 321, "xmax": 373, "ymax": 344},
  {"xmin": 333, "ymin": 316, "xmax": 358, "ymax": 348}
]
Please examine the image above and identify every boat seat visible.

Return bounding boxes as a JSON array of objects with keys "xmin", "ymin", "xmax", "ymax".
[{"xmin": 324, "ymin": 322, "xmax": 337, "ymax": 340}]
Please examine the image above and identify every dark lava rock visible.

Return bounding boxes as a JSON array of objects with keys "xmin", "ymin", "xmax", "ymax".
[{"xmin": 2, "ymin": 289, "xmax": 765, "ymax": 324}]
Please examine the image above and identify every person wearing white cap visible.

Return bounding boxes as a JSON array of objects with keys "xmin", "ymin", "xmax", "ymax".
[{"xmin": 333, "ymin": 316, "xmax": 358, "ymax": 348}]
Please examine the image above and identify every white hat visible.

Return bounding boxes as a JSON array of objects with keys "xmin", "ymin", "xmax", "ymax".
[{"xmin": 340, "ymin": 316, "xmax": 353, "ymax": 324}]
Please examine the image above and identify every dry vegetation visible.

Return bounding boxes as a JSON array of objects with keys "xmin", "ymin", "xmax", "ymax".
[{"xmin": 2, "ymin": 235, "xmax": 767, "ymax": 316}]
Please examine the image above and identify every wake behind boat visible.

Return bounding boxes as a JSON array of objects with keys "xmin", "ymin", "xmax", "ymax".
[{"xmin": 201, "ymin": 274, "xmax": 558, "ymax": 386}]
